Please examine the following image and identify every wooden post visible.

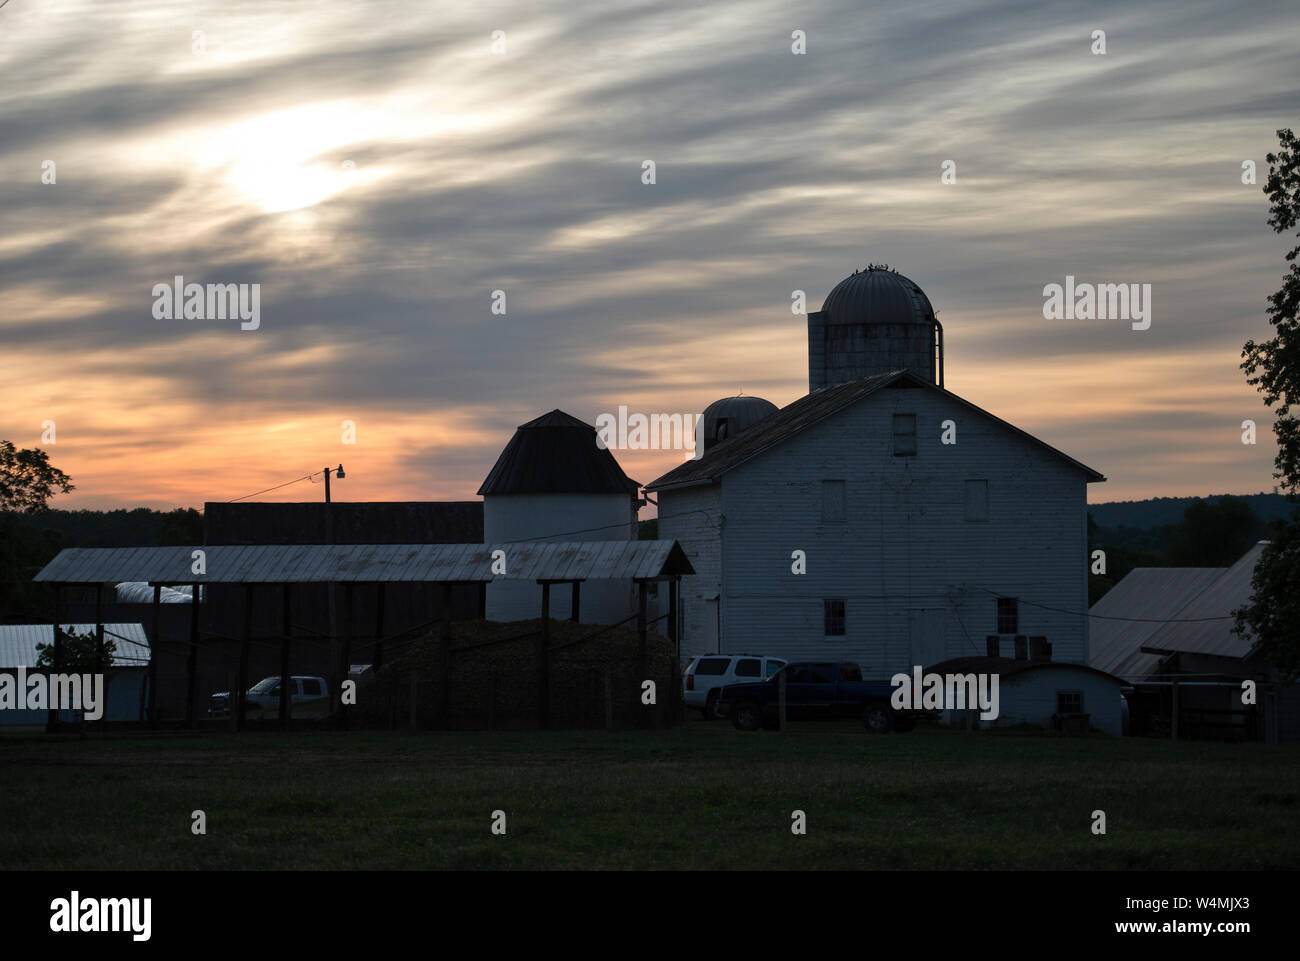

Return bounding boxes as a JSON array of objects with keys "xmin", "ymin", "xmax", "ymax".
[
  {"xmin": 778, "ymin": 668, "xmax": 787, "ymax": 732},
  {"xmin": 437, "ymin": 583, "xmax": 452, "ymax": 728},
  {"xmin": 538, "ymin": 582, "xmax": 550, "ymax": 729},
  {"xmin": 279, "ymin": 584, "xmax": 291, "ymax": 727},
  {"xmin": 227, "ymin": 670, "xmax": 238, "ymax": 733},
  {"xmin": 338, "ymin": 582, "xmax": 353, "ymax": 728},
  {"xmin": 570, "ymin": 581, "xmax": 581, "ymax": 623},
  {"xmin": 372, "ymin": 583, "xmax": 386, "ymax": 672},
  {"xmin": 235, "ymin": 584, "xmax": 252, "ymax": 732},
  {"xmin": 668, "ymin": 578, "xmax": 681, "ymax": 725},
  {"xmin": 150, "ymin": 584, "xmax": 162, "ymax": 729},
  {"xmin": 94, "ymin": 585, "xmax": 105, "ymax": 730},
  {"xmin": 477, "ymin": 582, "xmax": 487, "ymax": 620},
  {"xmin": 1171, "ymin": 679, "xmax": 1179, "ymax": 742},
  {"xmin": 48, "ymin": 586, "xmax": 63, "ymax": 732},
  {"xmin": 409, "ymin": 674, "xmax": 419, "ymax": 731},
  {"xmin": 487, "ymin": 667, "xmax": 496, "ymax": 732},
  {"xmin": 637, "ymin": 580, "xmax": 648, "ymax": 663},
  {"xmin": 604, "ymin": 670, "xmax": 613, "ymax": 730},
  {"xmin": 186, "ymin": 582, "xmax": 201, "ymax": 727}
]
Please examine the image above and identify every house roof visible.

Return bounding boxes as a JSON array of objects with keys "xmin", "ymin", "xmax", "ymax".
[
  {"xmin": 1087, "ymin": 541, "xmax": 1268, "ymax": 678},
  {"xmin": 645, "ymin": 370, "xmax": 1105, "ymax": 491},
  {"xmin": 0, "ymin": 624, "xmax": 149, "ymax": 668},
  {"xmin": 478, "ymin": 410, "xmax": 640, "ymax": 497},
  {"xmin": 924, "ymin": 656, "xmax": 1126, "ymax": 686},
  {"xmin": 34, "ymin": 541, "xmax": 694, "ymax": 585}
]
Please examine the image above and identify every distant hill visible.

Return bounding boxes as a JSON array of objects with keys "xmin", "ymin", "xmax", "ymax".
[{"xmin": 1088, "ymin": 492, "xmax": 1294, "ymax": 530}]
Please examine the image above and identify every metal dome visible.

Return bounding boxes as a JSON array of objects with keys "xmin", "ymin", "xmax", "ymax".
[
  {"xmin": 701, "ymin": 395, "xmax": 778, "ymax": 451},
  {"xmin": 820, "ymin": 265, "xmax": 935, "ymax": 326}
]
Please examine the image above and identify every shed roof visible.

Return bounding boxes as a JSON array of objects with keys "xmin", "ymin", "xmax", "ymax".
[
  {"xmin": 1087, "ymin": 541, "xmax": 1267, "ymax": 678},
  {"xmin": 0, "ymin": 624, "xmax": 149, "ymax": 668},
  {"xmin": 646, "ymin": 370, "xmax": 1105, "ymax": 491},
  {"xmin": 34, "ymin": 541, "xmax": 693, "ymax": 585},
  {"xmin": 478, "ymin": 410, "xmax": 641, "ymax": 496},
  {"xmin": 924, "ymin": 656, "xmax": 1126, "ymax": 686}
]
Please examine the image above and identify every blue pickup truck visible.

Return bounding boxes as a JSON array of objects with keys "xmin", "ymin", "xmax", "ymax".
[{"xmin": 715, "ymin": 661, "xmax": 921, "ymax": 733}]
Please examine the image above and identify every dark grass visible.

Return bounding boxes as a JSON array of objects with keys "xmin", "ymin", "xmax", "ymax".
[{"xmin": 1, "ymin": 720, "xmax": 1296, "ymax": 869}]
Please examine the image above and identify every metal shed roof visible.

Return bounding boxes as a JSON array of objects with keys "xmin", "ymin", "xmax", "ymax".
[
  {"xmin": 0, "ymin": 624, "xmax": 149, "ymax": 668},
  {"xmin": 33, "ymin": 540, "xmax": 693, "ymax": 585}
]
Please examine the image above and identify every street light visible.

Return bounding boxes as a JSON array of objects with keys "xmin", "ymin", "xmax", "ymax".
[{"xmin": 323, "ymin": 464, "xmax": 345, "ymax": 503}]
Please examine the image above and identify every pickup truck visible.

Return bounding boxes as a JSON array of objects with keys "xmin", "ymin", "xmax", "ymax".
[
  {"xmin": 208, "ymin": 675, "xmax": 330, "ymax": 719},
  {"xmin": 715, "ymin": 661, "xmax": 922, "ymax": 733}
]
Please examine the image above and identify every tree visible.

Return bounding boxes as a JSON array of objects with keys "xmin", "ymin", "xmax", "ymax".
[
  {"xmin": 1166, "ymin": 497, "xmax": 1267, "ymax": 567},
  {"xmin": 35, "ymin": 628, "xmax": 116, "ymax": 673},
  {"xmin": 0, "ymin": 440, "xmax": 74, "ymax": 513},
  {"xmin": 1238, "ymin": 127, "xmax": 1300, "ymax": 681}
]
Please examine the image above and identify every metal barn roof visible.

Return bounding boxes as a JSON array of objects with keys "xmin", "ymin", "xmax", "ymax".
[
  {"xmin": 646, "ymin": 370, "xmax": 1106, "ymax": 491},
  {"xmin": 34, "ymin": 540, "xmax": 693, "ymax": 585},
  {"xmin": 0, "ymin": 624, "xmax": 149, "ymax": 668},
  {"xmin": 1088, "ymin": 541, "xmax": 1268, "ymax": 677},
  {"xmin": 478, "ymin": 410, "xmax": 641, "ymax": 497}
]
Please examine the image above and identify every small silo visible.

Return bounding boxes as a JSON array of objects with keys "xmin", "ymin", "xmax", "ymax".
[
  {"xmin": 478, "ymin": 410, "xmax": 642, "ymax": 623},
  {"xmin": 698, "ymin": 395, "xmax": 778, "ymax": 453},
  {"xmin": 807, "ymin": 265, "xmax": 944, "ymax": 391}
]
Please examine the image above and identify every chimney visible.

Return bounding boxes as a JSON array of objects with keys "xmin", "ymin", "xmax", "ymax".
[
  {"xmin": 1013, "ymin": 635, "xmax": 1028, "ymax": 660},
  {"xmin": 986, "ymin": 635, "xmax": 1000, "ymax": 658},
  {"xmin": 1030, "ymin": 636, "xmax": 1051, "ymax": 661}
]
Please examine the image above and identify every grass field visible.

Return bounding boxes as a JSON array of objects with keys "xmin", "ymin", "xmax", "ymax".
[{"xmin": 2, "ymin": 720, "xmax": 1296, "ymax": 870}]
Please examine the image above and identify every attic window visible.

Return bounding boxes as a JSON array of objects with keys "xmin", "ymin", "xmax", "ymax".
[
  {"xmin": 715, "ymin": 418, "xmax": 729, "ymax": 441},
  {"xmin": 893, "ymin": 413, "xmax": 917, "ymax": 456},
  {"xmin": 996, "ymin": 597, "xmax": 1018, "ymax": 635}
]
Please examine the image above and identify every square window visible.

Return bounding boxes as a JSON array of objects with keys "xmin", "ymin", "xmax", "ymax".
[
  {"xmin": 824, "ymin": 599, "xmax": 846, "ymax": 636},
  {"xmin": 996, "ymin": 597, "xmax": 1018, "ymax": 635},
  {"xmin": 964, "ymin": 479, "xmax": 989, "ymax": 521},
  {"xmin": 893, "ymin": 413, "xmax": 917, "ymax": 456},
  {"xmin": 822, "ymin": 480, "xmax": 846, "ymax": 522},
  {"xmin": 1057, "ymin": 690, "xmax": 1083, "ymax": 714}
]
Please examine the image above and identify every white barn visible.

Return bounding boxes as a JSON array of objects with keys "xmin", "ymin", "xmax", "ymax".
[{"xmin": 647, "ymin": 266, "xmax": 1106, "ymax": 676}]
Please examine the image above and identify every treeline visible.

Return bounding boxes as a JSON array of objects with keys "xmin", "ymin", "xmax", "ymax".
[
  {"xmin": 1088, "ymin": 495, "xmax": 1283, "ymax": 603},
  {"xmin": 0, "ymin": 508, "xmax": 203, "ymax": 622}
]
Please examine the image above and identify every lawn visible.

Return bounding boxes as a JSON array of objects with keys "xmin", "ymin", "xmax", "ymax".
[{"xmin": 1, "ymin": 720, "xmax": 1296, "ymax": 870}]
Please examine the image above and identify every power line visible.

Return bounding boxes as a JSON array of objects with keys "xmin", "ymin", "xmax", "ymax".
[
  {"xmin": 226, "ymin": 471, "xmax": 320, "ymax": 503},
  {"xmin": 969, "ymin": 585, "xmax": 1235, "ymax": 623}
]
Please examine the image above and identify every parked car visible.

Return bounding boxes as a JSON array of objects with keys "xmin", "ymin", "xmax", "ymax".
[
  {"xmin": 207, "ymin": 675, "xmax": 330, "ymax": 719},
  {"xmin": 715, "ymin": 661, "xmax": 924, "ymax": 732},
  {"xmin": 683, "ymin": 654, "xmax": 788, "ymax": 718}
]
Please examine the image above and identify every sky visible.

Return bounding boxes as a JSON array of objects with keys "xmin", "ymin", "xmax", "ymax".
[{"xmin": 1, "ymin": 0, "xmax": 1297, "ymax": 510}]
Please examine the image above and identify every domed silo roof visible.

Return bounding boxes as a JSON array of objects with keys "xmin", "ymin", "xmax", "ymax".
[
  {"xmin": 809, "ymin": 264, "xmax": 943, "ymax": 390},
  {"xmin": 820, "ymin": 265, "xmax": 936, "ymax": 326},
  {"xmin": 701, "ymin": 395, "xmax": 778, "ymax": 450},
  {"xmin": 477, "ymin": 409, "xmax": 641, "ymax": 496}
]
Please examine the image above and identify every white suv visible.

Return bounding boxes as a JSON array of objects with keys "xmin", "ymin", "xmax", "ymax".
[{"xmin": 683, "ymin": 654, "xmax": 787, "ymax": 718}]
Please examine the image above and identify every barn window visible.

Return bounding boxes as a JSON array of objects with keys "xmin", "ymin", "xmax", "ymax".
[
  {"xmin": 715, "ymin": 418, "xmax": 729, "ymax": 441},
  {"xmin": 824, "ymin": 599, "xmax": 846, "ymax": 636},
  {"xmin": 964, "ymin": 479, "xmax": 989, "ymax": 521},
  {"xmin": 996, "ymin": 597, "xmax": 1018, "ymax": 634},
  {"xmin": 1057, "ymin": 690, "xmax": 1083, "ymax": 714},
  {"xmin": 822, "ymin": 480, "xmax": 846, "ymax": 522},
  {"xmin": 893, "ymin": 413, "xmax": 917, "ymax": 456}
]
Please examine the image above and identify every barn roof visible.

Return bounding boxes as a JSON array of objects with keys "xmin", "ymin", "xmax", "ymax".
[
  {"xmin": 33, "ymin": 541, "xmax": 693, "ymax": 585},
  {"xmin": 924, "ymin": 656, "xmax": 1126, "ymax": 686},
  {"xmin": 1088, "ymin": 567, "xmax": 1227, "ymax": 676},
  {"xmin": 478, "ymin": 409, "xmax": 641, "ymax": 496},
  {"xmin": 0, "ymin": 624, "xmax": 149, "ymax": 668},
  {"xmin": 645, "ymin": 370, "xmax": 1105, "ymax": 491}
]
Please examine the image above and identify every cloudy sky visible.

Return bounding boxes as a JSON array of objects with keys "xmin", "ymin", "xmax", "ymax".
[{"xmin": 2, "ymin": 0, "xmax": 1297, "ymax": 510}]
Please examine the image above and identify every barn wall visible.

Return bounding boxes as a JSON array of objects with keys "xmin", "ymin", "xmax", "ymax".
[
  {"xmin": 714, "ymin": 384, "xmax": 1095, "ymax": 676},
  {"xmin": 657, "ymin": 484, "xmax": 722, "ymax": 660}
]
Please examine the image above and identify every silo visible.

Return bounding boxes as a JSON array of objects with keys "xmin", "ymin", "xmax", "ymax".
[
  {"xmin": 808, "ymin": 265, "xmax": 944, "ymax": 391},
  {"xmin": 478, "ymin": 410, "xmax": 641, "ymax": 623}
]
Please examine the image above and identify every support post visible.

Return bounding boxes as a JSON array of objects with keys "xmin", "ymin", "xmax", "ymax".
[
  {"xmin": 477, "ymin": 582, "xmax": 487, "ymax": 621},
  {"xmin": 338, "ymin": 582, "xmax": 353, "ymax": 728},
  {"xmin": 150, "ymin": 584, "xmax": 161, "ymax": 729},
  {"xmin": 1171, "ymin": 678, "xmax": 1180, "ymax": 742},
  {"xmin": 538, "ymin": 582, "xmax": 550, "ymax": 729},
  {"xmin": 570, "ymin": 581, "xmax": 581, "ymax": 623},
  {"xmin": 235, "ymin": 584, "xmax": 252, "ymax": 732},
  {"xmin": 372, "ymin": 582, "xmax": 386, "ymax": 672},
  {"xmin": 437, "ymin": 583, "xmax": 452, "ymax": 728},
  {"xmin": 778, "ymin": 668, "xmax": 787, "ymax": 732},
  {"xmin": 187, "ymin": 582, "xmax": 201, "ymax": 727},
  {"xmin": 227, "ymin": 670, "xmax": 238, "ymax": 733},
  {"xmin": 94, "ymin": 585, "xmax": 104, "ymax": 730},
  {"xmin": 279, "ymin": 584, "xmax": 291, "ymax": 727},
  {"xmin": 48, "ymin": 586, "xmax": 63, "ymax": 732},
  {"xmin": 409, "ymin": 674, "xmax": 418, "ymax": 730},
  {"xmin": 604, "ymin": 670, "xmax": 613, "ymax": 731}
]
